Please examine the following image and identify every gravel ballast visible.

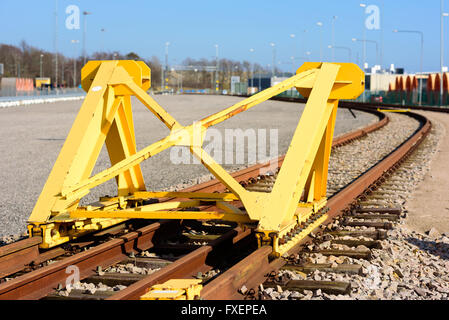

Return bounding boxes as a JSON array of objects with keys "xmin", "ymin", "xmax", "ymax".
[{"xmin": 264, "ymin": 111, "xmax": 449, "ymax": 300}]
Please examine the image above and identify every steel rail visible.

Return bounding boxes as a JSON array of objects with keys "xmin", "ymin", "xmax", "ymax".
[
  {"xmin": 200, "ymin": 109, "xmax": 431, "ymax": 300},
  {"xmin": 0, "ymin": 106, "xmax": 388, "ymax": 300}
]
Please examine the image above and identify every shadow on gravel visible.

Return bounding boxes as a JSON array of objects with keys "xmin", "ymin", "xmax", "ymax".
[{"xmin": 405, "ymin": 237, "xmax": 449, "ymax": 261}]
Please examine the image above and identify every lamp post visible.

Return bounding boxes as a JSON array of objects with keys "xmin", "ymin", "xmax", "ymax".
[
  {"xmin": 215, "ymin": 44, "xmax": 219, "ymax": 92},
  {"xmin": 40, "ymin": 54, "xmax": 44, "ymax": 78},
  {"xmin": 360, "ymin": 3, "xmax": 367, "ymax": 71},
  {"xmin": 82, "ymin": 11, "xmax": 92, "ymax": 66},
  {"xmin": 249, "ymin": 48, "xmax": 255, "ymax": 90},
  {"xmin": 70, "ymin": 40, "xmax": 79, "ymax": 87},
  {"xmin": 393, "ymin": 29, "xmax": 424, "ymax": 105},
  {"xmin": 316, "ymin": 22, "xmax": 323, "ymax": 61},
  {"xmin": 305, "ymin": 51, "xmax": 311, "ymax": 61},
  {"xmin": 163, "ymin": 42, "xmax": 170, "ymax": 90},
  {"xmin": 328, "ymin": 45, "xmax": 352, "ymax": 62},
  {"xmin": 269, "ymin": 42, "xmax": 276, "ymax": 78},
  {"xmin": 331, "ymin": 16, "xmax": 338, "ymax": 62},
  {"xmin": 352, "ymin": 38, "xmax": 379, "ymax": 67},
  {"xmin": 100, "ymin": 28, "xmax": 106, "ymax": 53},
  {"xmin": 290, "ymin": 33, "xmax": 296, "ymax": 72},
  {"xmin": 441, "ymin": 0, "xmax": 449, "ymax": 106}
]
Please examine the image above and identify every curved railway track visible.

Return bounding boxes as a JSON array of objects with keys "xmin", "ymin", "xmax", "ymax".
[{"xmin": 0, "ymin": 103, "xmax": 433, "ymax": 300}]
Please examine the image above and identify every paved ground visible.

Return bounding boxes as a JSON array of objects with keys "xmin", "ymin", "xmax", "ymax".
[
  {"xmin": 0, "ymin": 94, "xmax": 377, "ymax": 236},
  {"xmin": 405, "ymin": 111, "xmax": 449, "ymax": 234}
]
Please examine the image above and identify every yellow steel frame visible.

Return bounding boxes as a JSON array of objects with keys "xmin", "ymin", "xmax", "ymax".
[
  {"xmin": 140, "ymin": 279, "xmax": 202, "ymax": 300},
  {"xmin": 27, "ymin": 60, "xmax": 364, "ymax": 251}
]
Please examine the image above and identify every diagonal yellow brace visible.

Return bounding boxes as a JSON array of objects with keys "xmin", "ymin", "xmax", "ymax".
[{"xmin": 27, "ymin": 60, "xmax": 364, "ymax": 249}]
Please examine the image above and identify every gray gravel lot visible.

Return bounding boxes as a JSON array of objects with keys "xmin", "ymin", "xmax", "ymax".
[{"xmin": 0, "ymin": 94, "xmax": 376, "ymax": 236}]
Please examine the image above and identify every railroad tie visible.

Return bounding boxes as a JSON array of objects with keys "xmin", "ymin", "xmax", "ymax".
[
  {"xmin": 282, "ymin": 263, "xmax": 363, "ymax": 275},
  {"xmin": 264, "ymin": 280, "xmax": 351, "ymax": 295}
]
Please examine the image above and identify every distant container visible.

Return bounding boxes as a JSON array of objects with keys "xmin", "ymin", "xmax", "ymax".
[
  {"xmin": 234, "ymin": 82, "xmax": 247, "ymax": 95},
  {"xmin": 35, "ymin": 77, "xmax": 51, "ymax": 89},
  {"xmin": 247, "ymin": 76, "xmax": 271, "ymax": 91},
  {"xmin": 248, "ymin": 87, "xmax": 257, "ymax": 95}
]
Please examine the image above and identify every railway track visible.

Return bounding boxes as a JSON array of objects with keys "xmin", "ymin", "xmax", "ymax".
[
  {"xmin": 0, "ymin": 103, "xmax": 433, "ymax": 300},
  {"xmin": 0, "ymin": 103, "xmax": 389, "ymax": 299},
  {"xmin": 200, "ymin": 109, "xmax": 431, "ymax": 300}
]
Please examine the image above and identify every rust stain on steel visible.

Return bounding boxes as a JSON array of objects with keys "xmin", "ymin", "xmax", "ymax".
[
  {"xmin": 201, "ymin": 246, "xmax": 272, "ymax": 300},
  {"xmin": 0, "ymin": 222, "xmax": 177, "ymax": 300},
  {"xmin": 228, "ymin": 104, "xmax": 249, "ymax": 118},
  {"xmin": 108, "ymin": 227, "xmax": 251, "ymax": 300},
  {"xmin": 0, "ymin": 237, "xmax": 42, "ymax": 278},
  {"xmin": 203, "ymin": 104, "xmax": 249, "ymax": 128}
]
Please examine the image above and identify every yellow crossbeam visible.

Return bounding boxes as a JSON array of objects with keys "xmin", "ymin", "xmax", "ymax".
[
  {"xmin": 71, "ymin": 209, "xmax": 253, "ymax": 223},
  {"xmin": 27, "ymin": 60, "xmax": 364, "ymax": 249}
]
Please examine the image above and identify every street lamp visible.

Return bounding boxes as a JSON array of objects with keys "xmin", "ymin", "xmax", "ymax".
[
  {"xmin": 352, "ymin": 38, "xmax": 379, "ymax": 67},
  {"xmin": 441, "ymin": 0, "xmax": 449, "ymax": 106},
  {"xmin": 316, "ymin": 22, "xmax": 323, "ymax": 61},
  {"xmin": 249, "ymin": 48, "xmax": 255, "ymax": 90},
  {"xmin": 328, "ymin": 45, "xmax": 352, "ymax": 62},
  {"xmin": 215, "ymin": 44, "xmax": 219, "ymax": 92},
  {"xmin": 82, "ymin": 11, "xmax": 92, "ymax": 66},
  {"xmin": 393, "ymin": 29, "xmax": 424, "ymax": 105},
  {"xmin": 331, "ymin": 16, "xmax": 338, "ymax": 62},
  {"xmin": 39, "ymin": 54, "xmax": 44, "ymax": 78},
  {"xmin": 163, "ymin": 42, "xmax": 170, "ymax": 90},
  {"xmin": 305, "ymin": 51, "xmax": 312, "ymax": 61},
  {"xmin": 290, "ymin": 33, "xmax": 296, "ymax": 71},
  {"xmin": 269, "ymin": 42, "xmax": 276, "ymax": 78},
  {"xmin": 360, "ymin": 3, "xmax": 367, "ymax": 71},
  {"xmin": 100, "ymin": 28, "xmax": 106, "ymax": 53},
  {"xmin": 302, "ymin": 29, "xmax": 308, "ymax": 61},
  {"xmin": 70, "ymin": 40, "xmax": 79, "ymax": 87}
]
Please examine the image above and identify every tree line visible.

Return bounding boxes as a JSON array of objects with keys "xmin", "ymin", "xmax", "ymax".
[{"xmin": 0, "ymin": 41, "xmax": 282, "ymax": 90}]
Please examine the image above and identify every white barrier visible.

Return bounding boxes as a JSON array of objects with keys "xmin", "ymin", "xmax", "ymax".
[{"xmin": 0, "ymin": 95, "xmax": 86, "ymax": 108}]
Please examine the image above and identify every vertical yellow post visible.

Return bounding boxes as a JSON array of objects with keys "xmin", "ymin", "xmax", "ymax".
[{"xmin": 27, "ymin": 60, "xmax": 364, "ymax": 251}]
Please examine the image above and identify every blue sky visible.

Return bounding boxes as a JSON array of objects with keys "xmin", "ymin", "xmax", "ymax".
[{"xmin": 0, "ymin": 0, "xmax": 448, "ymax": 73}]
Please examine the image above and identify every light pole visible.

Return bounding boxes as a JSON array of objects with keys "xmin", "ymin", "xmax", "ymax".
[
  {"xmin": 331, "ymin": 16, "xmax": 338, "ymax": 62},
  {"xmin": 393, "ymin": 29, "xmax": 424, "ymax": 105},
  {"xmin": 40, "ymin": 54, "xmax": 44, "ymax": 78},
  {"xmin": 249, "ymin": 48, "xmax": 255, "ymax": 90},
  {"xmin": 302, "ymin": 29, "xmax": 308, "ymax": 61},
  {"xmin": 54, "ymin": 0, "xmax": 59, "ymax": 89},
  {"xmin": 360, "ymin": 3, "xmax": 367, "ymax": 70},
  {"xmin": 290, "ymin": 33, "xmax": 296, "ymax": 72},
  {"xmin": 316, "ymin": 22, "xmax": 323, "ymax": 61},
  {"xmin": 269, "ymin": 43, "xmax": 276, "ymax": 78},
  {"xmin": 328, "ymin": 45, "xmax": 352, "ymax": 62},
  {"xmin": 164, "ymin": 42, "xmax": 170, "ymax": 90},
  {"xmin": 100, "ymin": 28, "xmax": 106, "ymax": 53},
  {"xmin": 352, "ymin": 38, "xmax": 379, "ymax": 67},
  {"xmin": 441, "ymin": 0, "xmax": 449, "ymax": 106},
  {"xmin": 215, "ymin": 44, "xmax": 219, "ymax": 92},
  {"xmin": 82, "ymin": 11, "xmax": 92, "ymax": 66},
  {"xmin": 71, "ymin": 40, "xmax": 79, "ymax": 87}
]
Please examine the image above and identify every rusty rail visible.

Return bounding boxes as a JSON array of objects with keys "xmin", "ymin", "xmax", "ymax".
[
  {"xmin": 200, "ymin": 110, "xmax": 431, "ymax": 300},
  {"xmin": 0, "ymin": 106, "xmax": 390, "ymax": 300}
]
